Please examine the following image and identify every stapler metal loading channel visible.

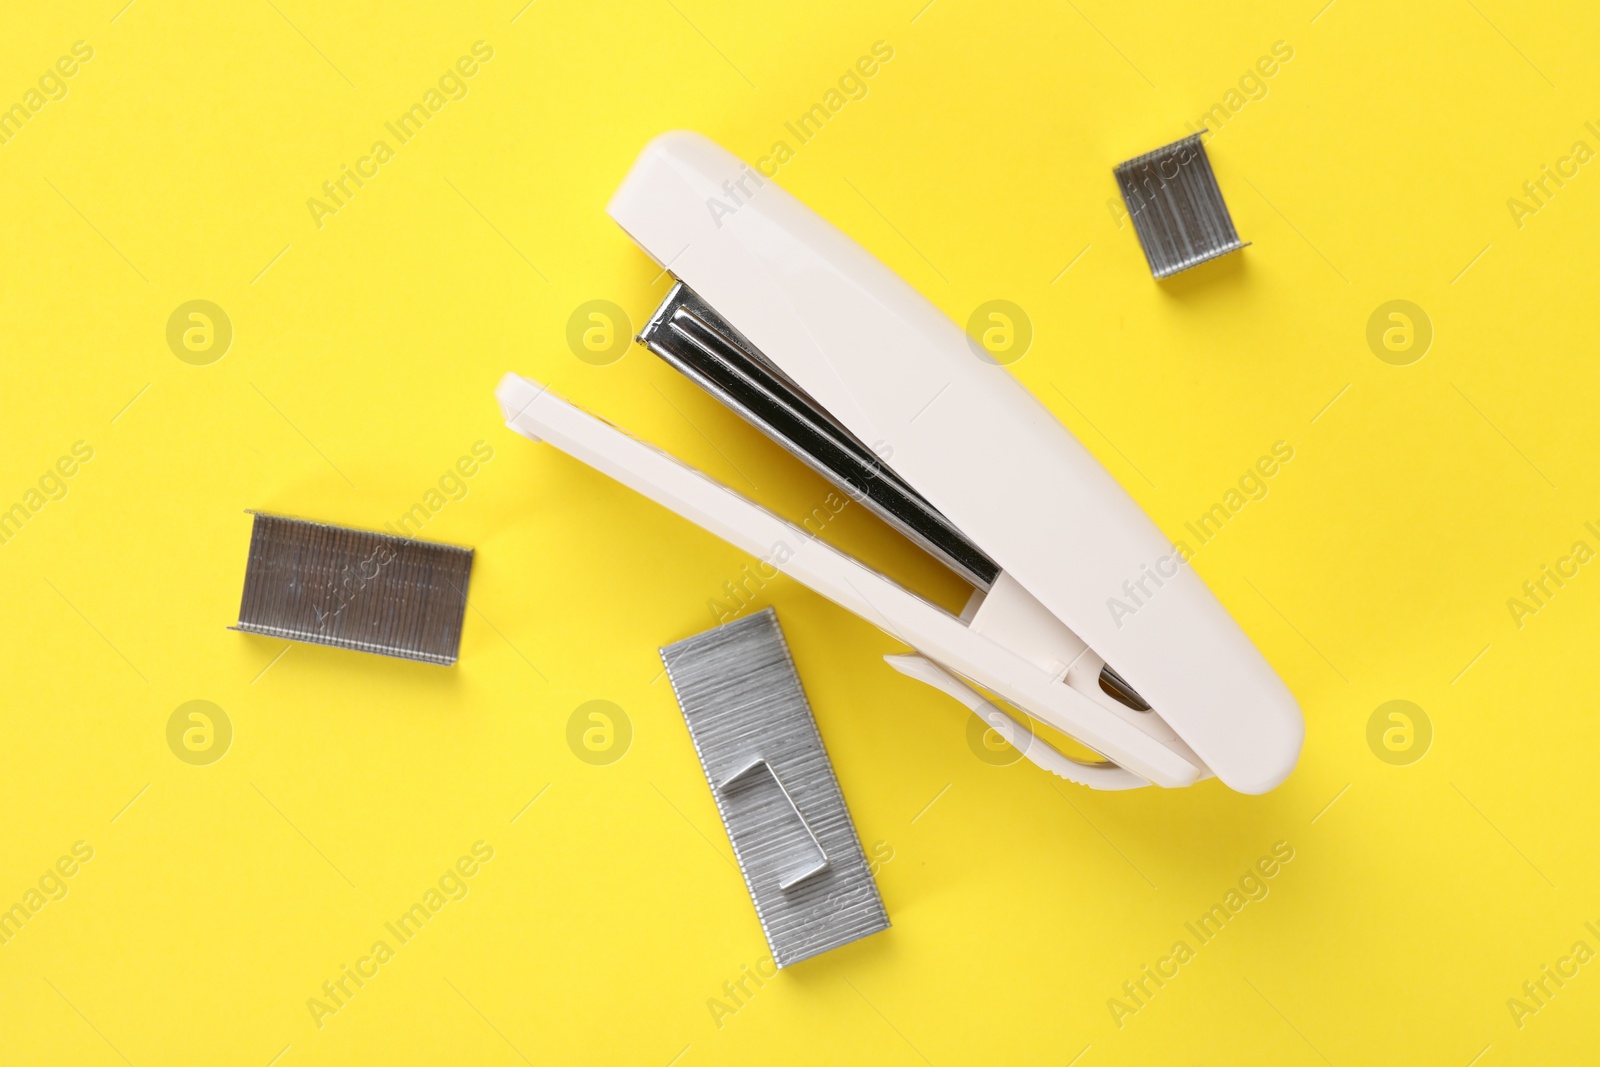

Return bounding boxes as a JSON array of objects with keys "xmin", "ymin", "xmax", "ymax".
[{"xmin": 498, "ymin": 131, "xmax": 1304, "ymax": 793}]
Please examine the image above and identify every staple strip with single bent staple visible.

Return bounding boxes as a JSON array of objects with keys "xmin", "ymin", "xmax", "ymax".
[
  {"xmin": 1114, "ymin": 133, "xmax": 1246, "ymax": 278},
  {"xmin": 660, "ymin": 608, "xmax": 889, "ymax": 967},
  {"xmin": 234, "ymin": 512, "xmax": 474, "ymax": 665}
]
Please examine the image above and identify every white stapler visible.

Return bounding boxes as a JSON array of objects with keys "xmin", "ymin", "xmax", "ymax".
[{"xmin": 497, "ymin": 132, "xmax": 1303, "ymax": 793}]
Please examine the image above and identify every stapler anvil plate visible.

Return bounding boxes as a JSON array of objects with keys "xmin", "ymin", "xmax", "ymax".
[{"xmin": 498, "ymin": 131, "xmax": 1303, "ymax": 793}]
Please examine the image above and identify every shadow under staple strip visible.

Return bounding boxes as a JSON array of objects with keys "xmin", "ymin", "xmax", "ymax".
[
  {"xmin": 233, "ymin": 512, "xmax": 474, "ymax": 665},
  {"xmin": 1114, "ymin": 133, "xmax": 1247, "ymax": 278},
  {"xmin": 660, "ymin": 608, "xmax": 889, "ymax": 967}
]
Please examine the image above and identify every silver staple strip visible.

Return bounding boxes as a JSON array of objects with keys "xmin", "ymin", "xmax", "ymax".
[
  {"xmin": 1114, "ymin": 134, "xmax": 1246, "ymax": 278},
  {"xmin": 638, "ymin": 281, "xmax": 1000, "ymax": 591},
  {"xmin": 660, "ymin": 608, "xmax": 889, "ymax": 967},
  {"xmin": 233, "ymin": 512, "xmax": 474, "ymax": 666}
]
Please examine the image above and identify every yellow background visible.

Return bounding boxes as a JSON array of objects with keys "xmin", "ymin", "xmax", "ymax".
[{"xmin": 3, "ymin": 0, "xmax": 1597, "ymax": 1063}]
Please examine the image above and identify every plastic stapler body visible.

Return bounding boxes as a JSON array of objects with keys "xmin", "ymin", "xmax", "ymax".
[{"xmin": 498, "ymin": 131, "xmax": 1303, "ymax": 793}]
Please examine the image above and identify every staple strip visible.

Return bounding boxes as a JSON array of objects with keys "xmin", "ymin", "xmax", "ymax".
[
  {"xmin": 234, "ymin": 512, "xmax": 473, "ymax": 665},
  {"xmin": 1114, "ymin": 134, "xmax": 1245, "ymax": 278},
  {"xmin": 638, "ymin": 281, "xmax": 1000, "ymax": 591},
  {"xmin": 661, "ymin": 608, "xmax": 889, "ymax": 967}
]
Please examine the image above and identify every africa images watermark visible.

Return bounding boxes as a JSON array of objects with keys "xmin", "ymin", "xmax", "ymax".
[
  {"xmin": 306, "ymin": 42, "xmax": 495, "ymax": 229},
  {"xmin": 1108, "ymin": 40, "xmax": 1294, "ymax": 229},
  {"xmin": 707, "ymin": 488, "xmax": 853, "ymax": 624},
  {"xmin": 0, "ymin": 840, "xmax": 95, "ymax": 949},
  {"xmin": 1107, "ymin": 840, "xmax": 1296, "ymax": 1029},
  {"xmin": 1506, "ymin": 921, "xmax": 1600, "ymax": 1031},
  {"xmin": 315, "ymin": 539, "xmax": 398, "ymax": 632},
  {"xmin": 1504, "ymin": 519, "xmax": 1600, "ymax": 630},
  {"xmin": 0, "ymin": 441, "xmax": 95, "ymax": 549},
  {"xmin": 566, "ymin": 700, "xmax": 632, "ymax": 766},
  {"xmin": 0, "ymin": 40, "xmax": 95, "ymax": 148},
  {"xmin": 385, "ymin": 440, "xmax": 495, "ymax": 541},
  {"xmin": 704, "ymin": 840, "xmax": 895, "ymax": 1030},
  {"xmin": 308, "ymin": 440, "xmax": 494, "ymax": 625},
  {"xmin": 1506, "ymin": 120, "xmax": 1600, "ymax": 231},
  {"xmin": 704, "ymin": 40, "xmax": 896, "ymax": 228},
  {"xmin": 1105, "ymin": 441, "xmax": 1295, "ymax": 629},
  {"xmin": 1185, "ymin": 41, "xmax": 1295, "ymax": 139},
  {"xmin": 306, "ymin": 841, "xmax": 495, "ymax": 1029}
]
